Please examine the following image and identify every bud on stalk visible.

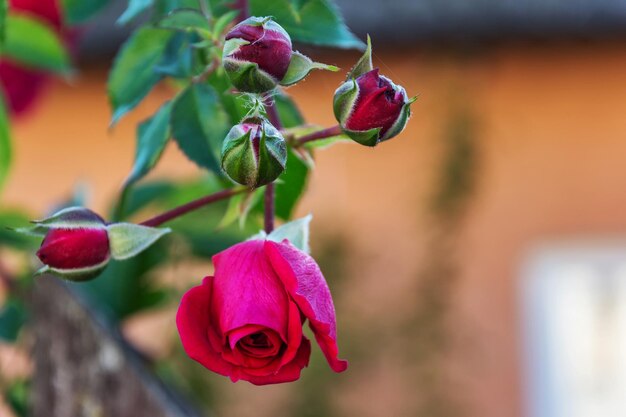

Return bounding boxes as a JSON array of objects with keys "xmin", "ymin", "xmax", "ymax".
[
  {"xmin": 17, "ymin": 207, "xmax": 171, "ymax": 282},
  {"xmin": 333, "ymin": 37, "xmax": 416, "ymax": 147},
  {"xmin": 223, "ymin": 16, "xmax": 338, "ymax": 93},
  {"xmin": 221, "ymin": 117, "xmax": 287, "ymax": 188}
]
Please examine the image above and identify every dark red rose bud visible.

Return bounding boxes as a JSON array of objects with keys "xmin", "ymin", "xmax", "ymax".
[
  {"xmin": 334, "ymin": 68, "xmax": 414, "ymax": 147},
  {"xmin": 345, "ymin": 69, "xmax": 405, "ymax": 136},
  {"xmin": 222, "ymin": 16, "xmax": 337, "ymax": 93},
  {"xmin": 225, "ymin": 20, "xmax": 292, "ymax": 82},
  {"xmin": 334, "ymin": 36, "xmax": 416, "ymax": 147},
  {"xmin": 37, "ymin": 228, "xmax": 110, "ymax": 270}
]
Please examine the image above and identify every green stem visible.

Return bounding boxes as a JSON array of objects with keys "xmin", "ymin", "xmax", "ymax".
[{"xmin": 263, "ymin": 97, "xmax": 282, "ymax": 234}]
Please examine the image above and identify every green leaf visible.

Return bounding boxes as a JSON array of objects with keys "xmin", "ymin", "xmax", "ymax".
[
  {"xmin": 170, "ymin": 83, "xmax": 230, "ymax": 173},
  {"xmin": 249, "ymin": 0, "xmax": 364, "ymax": 50},
  {"xmin": 158, "ymin": 8, "xmax": 210, "ymax": 32},
  {"xmin": 212, "ymin": 9, "xmax": 239, "ymax": 39},
  {"xmin": 280, "ymin": 51, "xmax": 338, "ymax": 86},
  {"xmin": 75, "ymin": 239, "xmax": 170, "ymax": 320},
  {"xmin": 108, "ymin": 27, "xmax": 174, "ymax": 124},
  {"xmin": 124, "ymin": 101, "xmax": 172, "ymax": 187},
  {"xmin": 107, "ymin": 223, "xmax": 171, "ymax": 260},
  {"xmin": 348, "ymin": 34, "xmax": 372, "ymax": 79},
  {"xmin": 0, "ymin": 0, "xmax": 7, "ymax": 45},
  {"xmin": 0, "ymin": 298, "xmax": 27, "ymax": 342},
  {"xmin": 117, "ymin": 0, "xmax": 154, "ymax": 26},
  {"xmin": 0, "ymin": 94, "xmax": 11, "ymax": 194},
  {"xmin": 267, "ymin": 214, "xmax": 311, "ymax": 253},
  {"xmin": 273, "ymin": 93, "xmax": 305, "ymax": 128},
  {"xmin": 5, "ymin": 380, "xmax": 29, "ymax": 417},
  {"xmin": 60, "ymin": 0, "xmax": 109, "ymax": 24},
  {"xmin": 1, "ymin": 15, "xmax": 70, "ymax": 73},
  {"xmin": 276, "ymin": 149, "xmax": 309, "ymax": 220}
]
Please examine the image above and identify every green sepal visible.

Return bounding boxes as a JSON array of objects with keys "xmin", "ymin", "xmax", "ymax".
[
  {"xmin": 280, "ymin": 51, "xmax": 339, "ymax": 86},
  {"xmin": 32, "ymin": 207, "xmax": 107, "ymax": 230},
  {"xmin": 333, "ymin": 78, "xmax": 359, "ymax": 125},
  {"xmin": 106, "ymin": 223, "xmax": 171, "ymax": 261},
  {"xmin": 347, "ymin": 34, "xmax": 372, "ymax": 80},
  {"xmin": 381, "ymin": 96, "xmax": 417, "ymax": 142},
  {"xmin": 35, "ymin": 258, "xmax": 110, "ymax": 282},
  {"xmin": 266, "ymin": 214, "xmax": 312, "ymax": 254},
  {"xmin": 222, "ymin": 54, "xmax": 278, "ymax": 93},
  {"xmin": 342, "ymin": 127, "xmax": 382, "ymax": 147}
]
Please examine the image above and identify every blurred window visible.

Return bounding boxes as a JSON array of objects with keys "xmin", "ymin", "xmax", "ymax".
[{"xmin": 521, "ymin": 244, "xmax": 626, "ymax": 417}]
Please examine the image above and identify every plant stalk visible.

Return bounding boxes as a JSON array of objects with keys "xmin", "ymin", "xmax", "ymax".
[{"xmin": 141, "ymin": 187, "xmax": 247, "ymax": 227}]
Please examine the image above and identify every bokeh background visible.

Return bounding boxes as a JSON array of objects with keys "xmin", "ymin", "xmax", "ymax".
[{"xmin": 3, "ymin": 1, "xmax": 626, "ymax": 416}]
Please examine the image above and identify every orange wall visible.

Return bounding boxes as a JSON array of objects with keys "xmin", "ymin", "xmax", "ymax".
[{"xmin": 4, "ymin": 41, "xmax": 626, "ymax": 417}]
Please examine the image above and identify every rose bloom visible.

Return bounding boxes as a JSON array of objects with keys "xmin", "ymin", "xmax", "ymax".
[
  {"xmin": 0, "ymin": 0, "xmax": 64, "ymax": 115},
  {"xmin": 177, "ymin": 239, "xmax": 347, "ymax": 385}
]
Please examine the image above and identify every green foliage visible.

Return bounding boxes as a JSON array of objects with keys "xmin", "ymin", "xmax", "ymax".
[
  {"xmin": 276, "ymin": 149, "xmax": 309, "ymax": 220},
  {"xmin": 1, "ymin": 15, "xmax": 71, "ymax": 73},
  {"xmin": 0, "ymin": 94, "xmax": 11, "ymax": 195},
  {"xmin": 0, "ymin": 298, "xmax": 27, "ymax": 342},
  {"xmin": 250, "ymin": 0, "xmax": 364, "ymax": 49},
  {"xmin": 60, "ymin": 0, "xmax": 109, "ymax": 24},
  {"xmin": 74, "ymin": 240, "xmax": 171, "ymax": 321},
  {"xmin": 125, "ymin": 101, "xmax": 173, "ymax": 187},
  {"xmin": 108, "ymin": 27, "xmax": 174, "ymax": 124},
  {"xmin": 5, "ymin": 380, "xmax": 29, "ymax": 417},
  {"xmin": 170, "ymin": 83, "xmax": 230, "ymax": 173},
  {"xmin": 0, "ymin": 0, "xmax": 7, "ymax": 45}
]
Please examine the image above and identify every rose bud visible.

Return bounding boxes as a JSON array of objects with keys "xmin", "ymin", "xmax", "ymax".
[
  {"xmin": 176, "ymin": 239, "xmax": 347, "ymax": 385},
  {"xmin": 35, "ymin": 209, "xmax": 111, "ymax": 281},
  {"xmin": 333, "ymin": 36, "xmax": 416, "ymax": 147},
  {"xmin": 25, "ymin": 206, "xmax": 171, "ymax": 282},
  {"xmin": 223, "ymin": 16, "xmax": 338, "ymax": 94},
  {"xmin": 221, "ymin": 117, "xmax": 287, "ymax": 188}
]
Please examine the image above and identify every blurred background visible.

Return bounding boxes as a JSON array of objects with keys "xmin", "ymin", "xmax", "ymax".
[{"xmin": 2, "ymin": 0, "xmax": 626, "ymax": 416}]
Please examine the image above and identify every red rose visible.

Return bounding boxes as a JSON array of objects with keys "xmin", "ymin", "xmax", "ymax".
[
  {"xmin": 176, "ymin": 239, "xmax": 347, "ymax": 385},
  {"xmin": 1, "ymin": 0, "xmax": 64, "ymax": 115}
]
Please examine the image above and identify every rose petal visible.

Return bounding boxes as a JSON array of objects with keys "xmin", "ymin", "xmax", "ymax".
[
  {"xmin": 176, "ymin": 277, "xmax": 233, "ymax": 377},
  {"xmin": 265, "ymin": 240, "xmax": 348, "ymax": 373},
  {"xmin": 242, "ymin": 337, "xmax": 311, "ymax": 386},
  {"xmin": 212, "ymin": 240, "xmax": 290, "ymax": 341}
]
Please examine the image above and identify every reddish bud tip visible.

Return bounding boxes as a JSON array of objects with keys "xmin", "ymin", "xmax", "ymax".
[
  {"xmin": 345, "ymin": 69, "xmax": 406, "ymax": 137},
  {"xmin": 225, "ymin": 20, "xmax": 292, "ymax": 82},
  {"xmin": 37, "ymin": 228, "xmax": 110, "ymax": 270}
]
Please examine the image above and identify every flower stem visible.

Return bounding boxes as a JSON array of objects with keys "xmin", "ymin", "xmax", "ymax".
[
  {"xmin": 295, "ymin": 124, "xmax": 343, "ymax": 146},
  {"xmin": 264, "ymin": 182, "xmax": 275, "ymax": 234},
  {"xmin": 141, "ymin": 187, "xmax": 247, "ymax": 228},
  {"xmin": 263, "ymin": 97, "xmax": 282, "ymax": 234}
]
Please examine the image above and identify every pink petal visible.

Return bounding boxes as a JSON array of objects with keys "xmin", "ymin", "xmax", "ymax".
[
  {"xmin": 176, "ymin": 277, "xmax": 233, "ymax": 377},
  {"xmin": 265, "ymin": 240, "xmax": 348, "ymax": 373},
  {"xmin": 242, "ymin": 337, "xmax": 311, "ymax": 386},
  {"xmin": 212, "ymin": 240, "xmax": 290, "ymax": 341}
]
